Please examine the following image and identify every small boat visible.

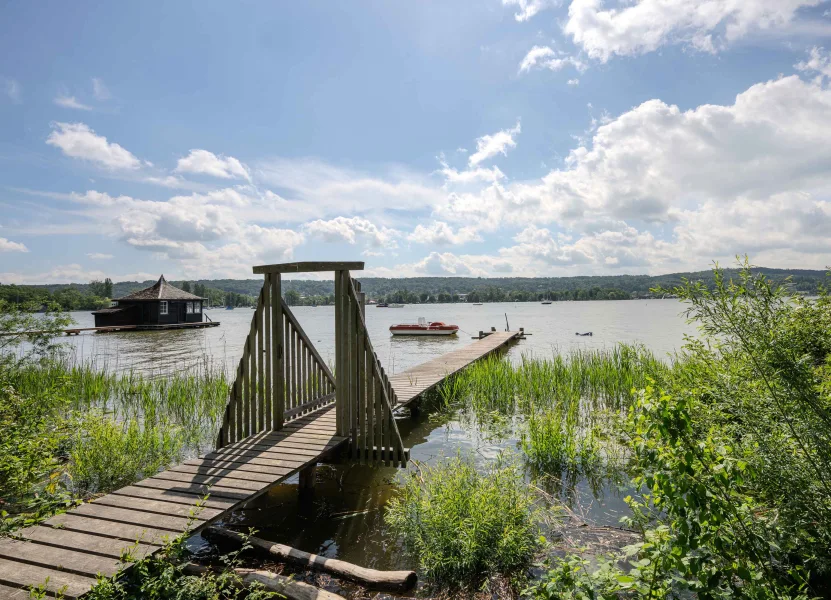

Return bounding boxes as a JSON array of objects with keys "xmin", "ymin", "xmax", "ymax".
[
  {"xmin": 225, "ymin": 306, "xmax": 235, "ymax": 310},
  {"xmin": 376, "ymin": 303, "xmax": 388, "ymax": 308},
  {"xmin": 472, "ymin": 302, "xmax": 483, "ymax": 306},
  {"xmin": 390, "ymin": 318, "xmax": 459, "ymax": 336},
  {"xmin": 575, "ymin": 332, "xmax": 593, "ymax": 336},
  {"xmin": 388, "ymin": 303, "xmax": 405, "ymax": 308},
  {"xmin": 541, "ymin": 300, "xmax": 552, "ymax": 305}
]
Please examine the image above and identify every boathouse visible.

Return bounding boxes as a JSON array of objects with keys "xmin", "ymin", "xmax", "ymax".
[{"xmin": 92, "ymin": 275, "xmax": 205, "ymax": 327}]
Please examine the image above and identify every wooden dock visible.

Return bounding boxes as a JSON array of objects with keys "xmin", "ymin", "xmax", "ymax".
[
  {"xmin": 0, "ymin": 261, "xmax": 524, "ymax": 599},
  {"xmin": 0, "ymin": 406, "xmax": 345, "ymax": 599},
  {"xmin": 389, "ymin": 331, "xmax": 519, "ymax": 407}
]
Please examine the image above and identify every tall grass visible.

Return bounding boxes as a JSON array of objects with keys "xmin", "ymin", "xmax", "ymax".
[
  {"xmin": 437, "ymin": 344, "xmax": 669, "ymax": 475},
  {"xmin": 386, "ymin": 453, "xmax": 540, "ymax": 590}
]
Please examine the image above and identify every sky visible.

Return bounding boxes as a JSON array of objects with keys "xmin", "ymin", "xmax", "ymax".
[{"xmin": 2, "ymin": 0, "xmax": 831, "ymax": 284}]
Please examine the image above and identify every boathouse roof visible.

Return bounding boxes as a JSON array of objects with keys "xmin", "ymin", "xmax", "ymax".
[{"xmin": 117, "ymin": 275, "xmax": 204, "ymax": 301}]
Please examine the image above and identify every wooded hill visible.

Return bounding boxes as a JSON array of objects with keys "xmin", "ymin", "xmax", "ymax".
[{"xmin": 2, "ymin": 267, "xmax": 827, "ymax": 309}]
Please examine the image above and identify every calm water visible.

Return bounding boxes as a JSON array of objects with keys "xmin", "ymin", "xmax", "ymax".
[
  {"xmin": 61, "ymin": 300, "xmax": 695, "ymax": 595},
  {"xmin": 63, "ymin": 299, "xmax": 694, "ymax": 376}
]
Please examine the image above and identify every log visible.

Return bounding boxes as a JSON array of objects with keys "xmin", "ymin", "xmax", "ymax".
[
  {"xmin": 206, "ymin": 526, "xmax": 417, "ymax": 591},
  {"xmin": 184, "ymin": 563, "xmax": 344, "ymax": 600}
]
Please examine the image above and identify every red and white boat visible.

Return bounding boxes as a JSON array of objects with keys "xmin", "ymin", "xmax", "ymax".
[{"xmin": 390, "ymin": 317, "xmax": 459, "ymax": 336}]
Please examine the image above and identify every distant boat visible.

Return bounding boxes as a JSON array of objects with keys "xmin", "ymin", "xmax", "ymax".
[
  {"xmin": 576, "ymin": 332, "xmax": 593, "ymax": 336},
  {"xmin": 541, "ymin": 300, "xmax": 552, "ymax": 305},
  {"xmin": 390, "ymin": 318, "xmax": 459, "ymax": 336},
  {"xmin": 226, "ymin": 306, "xmax": 235, "ymax": 310},
  {"xmin": 388, "ymin": 303, "xmax": 405, "ymax": 308},
  {"xmin": 376, "ymin": 303, "xmax": 388, "ymax": 308},
  {"xmin": 472, "ymin": 302, "xmax": 483, "ymax": 306}
]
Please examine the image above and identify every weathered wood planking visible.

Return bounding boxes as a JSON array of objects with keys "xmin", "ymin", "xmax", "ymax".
[
  {"xmin": 0, "ymin": 406, "xmax": 346, "ymax": 599},
  {"xmin": 388, "ymin": 331, "xmax": 519, "ymax": 407}
]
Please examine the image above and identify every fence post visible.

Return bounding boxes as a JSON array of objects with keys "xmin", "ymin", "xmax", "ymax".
[{"xmin": 270, "ymin": 273, "xmax": 284, "ymax": 429}]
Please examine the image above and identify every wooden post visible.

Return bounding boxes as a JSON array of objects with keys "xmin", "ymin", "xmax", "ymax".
[
  {"xmin": 256, "ymin": 290, "xmax": 265, "ymax": 433},
  {"xmin": 299, "ymin": 464, "xmax": 317, "ymax": 490},
  {"xmin": 271, "ymin": 273, "xmax": 284, "ymax": 429},
  {"xmin": 334, "ymin": 270, "xmax": 345, "ymax": 436}
]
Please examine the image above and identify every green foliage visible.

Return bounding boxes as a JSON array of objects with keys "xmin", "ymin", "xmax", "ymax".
[
  {"xmin": 385, "ymin": 454, "xmax": 539, "ymax": 590},
  {"xmin": 529, "ymin": 260, "xmax": 831, "ymax": 598},
  {"xmin": 85, "ymin": 528, "xmax": 280, "ymax": 600},
  {"xmin": 0, "ymin": 300, "xmax": 73, "ymax": 360},
  {"xmin": 521, "ymin": 406, "xmax": 600, "ymax": 475}
]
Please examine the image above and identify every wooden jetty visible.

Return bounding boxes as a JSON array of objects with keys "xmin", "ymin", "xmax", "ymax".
[{"xmin": 0, "ymin": 261, "xmax": 521, "ymax": 599}]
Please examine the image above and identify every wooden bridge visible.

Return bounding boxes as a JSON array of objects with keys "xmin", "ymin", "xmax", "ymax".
[{"xmin": 0, "ymin": 262, "xmax": 521, "ymax": 599}]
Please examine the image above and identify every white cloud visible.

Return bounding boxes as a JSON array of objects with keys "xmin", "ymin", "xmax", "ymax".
[
  {"xmin": 567, "ymin": 78, "xmax": 580, "ymax": 86},
  {"xmin": 54, "ymin": 95, "xmax": 93, "ymax": 111},
  {"xmin": 564, "ymin": 0, "xmax": 824, "ymax": 62},
  {"xmin": 92, "ymin": 77, "xmax": 111, "ymax": 101},
  {"xmin": 303, "ymin": 216, "xmax": 398, "ymax": 247},
  {"xmin": 46, "ymin": 122, "xmax": 142, "ymax": 170},
  {"xmin": 86, "ymin": 252, "xmax": 113, "ymax": 259},
  {"xmin": 175, "ymin": 149, "xmax": 251, "ymax": 181},
  {"xmin": 407, "ymin": 221, "xmax": 482, "ymax": 245},
  {"xmin": 519, "ymin": 46, "xmax": 587, "ymax": 73},
  {"xmin": 502, "ymin": 0, "xmax": 552, "ymax": 22},
  {"xmin": 3, "ymin": 78, "xmax": 21, "ymax": 103},
  {"xmin": 0, "ymin": 264, "xmax": 157, "ymax": 286},
  {"xmin": 468, "ymin": 121, "xmax": 522, "ymax": 166},
  {"xmin": 438, "ymin": 161, "xmax": 505, "ymax": 184},
  {"xmin": 796, "ymin": 46, "xmax": 831, "ymax": 79},
  {"xmin": 0, "ymin": 237, "xmax": 28, "ymax": 252}
]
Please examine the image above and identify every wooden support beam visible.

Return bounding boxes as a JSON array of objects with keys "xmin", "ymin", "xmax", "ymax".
[{"xmin": 253, "ymin": 261, "xmax": 364, "ymax": 274}]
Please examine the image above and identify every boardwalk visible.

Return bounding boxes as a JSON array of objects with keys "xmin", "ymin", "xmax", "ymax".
[
  {"xmin": 389, "ymin": 331, "xmax": 519, "ymax": 406},
  {"xmin": 0, "ymin": 407, "xmax": 345, "ymax": 599},
  {"xmin": 0, "ymin": 324, "xmax": 520, "ymax": 598}
]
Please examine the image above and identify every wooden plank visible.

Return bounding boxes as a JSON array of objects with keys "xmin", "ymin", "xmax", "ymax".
[
  {"xmin": 69, "ymin": 503, "xmax": 195, "ymax": 532},
  {"xmin": 92, "ymin": 494, "xmax": 224, "ymax": 521},
  {"xmin": 131, "ymin": 478, "xmax": 251, "ymax": 501},
  {"xmin": 15, "ymin": 527, "xmax": 160, "ymax": 560},
  {"xmin": 201, "ymin": 444, "xmax": 336, "ymax": 464},
  {"xmin": 234, "ymin": 348, "xmax": 244, "ymax": 443},
  {"xmin": 0, "ymin": 583, "xmax": 35, "ymax": 599},
  {"xmin": 148, "ymin": 472, "xmax": 267, "ymax": 493},
  {"xmin": 271, "ymin": 273, "xmax": 283, "ymax": 429},
  {"xmin": 211, "ymin": 435, "xmax": 343, "ymax": 457},
  {"xmin": 169, "ymin": 463, "xmax": 289, "ymax": 483},
  {"xmin": 253, "ymin": 261, "xmax": 364, "ymax": 274},
  {"xmin": 0, "ymin": 557, "xmax": 97, "ymax": 599},
  {"xmin": 256, "ymin": 288, "xmax": 265, "ymax": 433},
  {"xmin": 184, "ymin": 454, "xmax": 307, "ymax": 473},
  {"xmin": 0, "ymin": 538, "xmax": 122, "ymax": 578},
  {"xmin": 111, "ymin": 485, "xmax": 238, "ymax": 510},
  {"xmin": 45, "ymin": 514, "xmax": 176, "ymax": 546}
]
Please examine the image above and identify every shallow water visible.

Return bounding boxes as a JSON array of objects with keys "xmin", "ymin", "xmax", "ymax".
[{"xmin": 58, "ymin": 299, "xmax": 694, "ymax": 592}]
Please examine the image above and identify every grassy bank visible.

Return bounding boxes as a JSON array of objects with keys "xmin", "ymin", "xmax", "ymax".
[
  {"xmin": 0, "ymin": 356, "xmax": 227, "ymax": 531},
  {"xmin": 388, "ymin": 262, "xmax": 831, "ymax": 599}
]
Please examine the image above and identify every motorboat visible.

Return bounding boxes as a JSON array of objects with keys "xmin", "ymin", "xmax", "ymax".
[
  {"xmin": 390, "ymin": 317, "xmax": 459, "ymax": 336},
  {"xmin": 388, "ymin": 303, "xmax": 405, "ymax": 308}
]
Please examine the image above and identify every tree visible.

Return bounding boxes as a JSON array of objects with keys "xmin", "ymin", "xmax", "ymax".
[
  {"xmin": 285, "ymin": 290, "xmax": 301, "ymax": 306},
  {"xmin": 181, "ymin": 281, "xmax": 192, "ymax": 293},
  {"xmin": 103, "ymin": 277, "xmax": 113, "ymax": 299},
  {"xmin": 0, "ymin": 300, "xmax": 73, "ymax": 364}
]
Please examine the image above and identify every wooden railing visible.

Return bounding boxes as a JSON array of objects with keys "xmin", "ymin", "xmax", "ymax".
[
  {"xmin": 335, "ymin": 271, "xmax": 408, "ymax": 467},
  {"xmin": 216, "ymin": 272, "xmax": 336, "ymax": 448}
]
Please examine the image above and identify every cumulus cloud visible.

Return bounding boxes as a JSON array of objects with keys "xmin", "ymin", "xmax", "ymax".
[
  {"xmin": 468, "ymin": 121, "xmax": 522, "ymax": 167},
  {"xmin": 567, "ymin": 78, "xmax": 580, "ymax": 86},
  {"xmin": 46, "ymin": 122, "xmax": 142, "ymax": 170},
  {"xmin": 86, "ymin": 252, "xmax": 113, "ymax": 259},
  {"xmin": 0, "ymin": 237, "xmax": 28, "ymax": 252},
  {"xmin": 564, "ymin": 0, "xmax": 824, "ymax": 62},
  {"xmin": 3, "ymin": 78, "xmax": 21, "ymax": 103},
  {"xmin": 796, "ymin": 46, "xmax": 831, "ymax": 79},
  {"xmin": 502, "ymin": 0, "xmax": 552, "ymax": 22},
  {"xmin": 175, "ymin": 149, "xmax": 251, "ymax": 181},
  {"xmin": 407, "ymin": 221, "xmax": 482, "ymax": 245},
  {"xmin": 519, "ymin": 46, "xmax": 587, "ymax": 73},
  {"xmin": 303, "ymin": 216, "xmax": 398, "ymax": 247}
]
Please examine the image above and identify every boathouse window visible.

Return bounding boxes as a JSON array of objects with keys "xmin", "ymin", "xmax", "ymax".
[
  {"xmin": 160, "ymin": 301, "xmax": 168, "ymax": 315},
  {"xmin": 186, "ymin": 302, "xmax": 193, "ymax": 314},
  {"xmin": 194, "ymin": 302, "xmax": 201, "ymax": 313}
]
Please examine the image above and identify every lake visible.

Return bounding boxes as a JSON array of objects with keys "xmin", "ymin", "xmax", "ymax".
[
  {"xmin": 60, "ymin": 299, "xmax": 696, "ymax": 595},
  {"xmin": 62, "ymin": 298, "xmax": 695, "ymax": 377}
]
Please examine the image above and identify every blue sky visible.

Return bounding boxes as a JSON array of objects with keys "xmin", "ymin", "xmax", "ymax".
[{"xmin": 2, "ymin": 0, "xmax": 831, "ymax": 283}]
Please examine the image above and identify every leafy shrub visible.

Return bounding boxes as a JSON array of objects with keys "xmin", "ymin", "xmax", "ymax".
[{"xmin": 385, "ymin": 454, "xmax": 539, "ymax": 590}]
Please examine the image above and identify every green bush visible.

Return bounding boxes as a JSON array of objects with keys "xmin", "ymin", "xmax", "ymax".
[{"xmin": 385, "ymin": 454, "xmax": 539, "ymax": 590}]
